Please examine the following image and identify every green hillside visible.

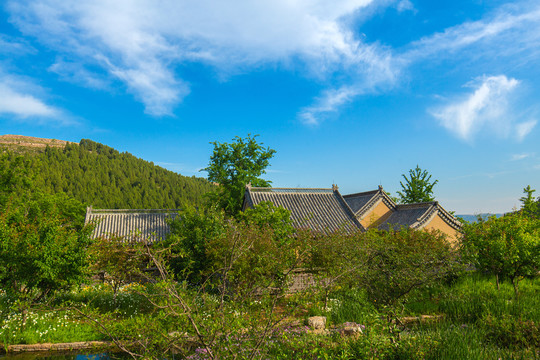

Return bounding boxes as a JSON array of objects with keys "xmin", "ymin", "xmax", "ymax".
[{"xmin": 0, "ymin": 136, "xmax": 214, "ymax": 209}]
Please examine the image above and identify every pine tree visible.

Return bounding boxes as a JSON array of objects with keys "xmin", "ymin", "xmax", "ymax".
[{"xmin": 397, "ymin": 165, "xmax": 438, "ymax": 204}]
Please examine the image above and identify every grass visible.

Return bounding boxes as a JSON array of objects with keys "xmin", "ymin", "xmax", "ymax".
[
  {"xmin": 1, "ymin": 275, "xmax": 539, "ymax": 359},
  {"xmin": 0, "ymin": 283, "xmax": 151, "ymax": 348},
  {"xmin": 0, "ymin": 309, "xmax": 104, "ymax": 346}
]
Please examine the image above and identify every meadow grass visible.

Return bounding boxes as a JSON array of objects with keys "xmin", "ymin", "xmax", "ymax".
[
  {"xmin": 1, "ymin": 275, "xmax": 539, "ymax": 359},
  {"xmin": 0, "ymin": 283, "xmax": 151, "ymax": 347}
]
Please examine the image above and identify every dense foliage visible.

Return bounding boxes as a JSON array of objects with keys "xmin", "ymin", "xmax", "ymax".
[
  {"xmin": 202, "ymin": 134, "xmax": 275, "ymax": 216},
  {"xmin": 461, "ymin": 213, "xmax": 540, "ymax": 295},
  {"xmin": 0, "ymin": 139, "xmax": 214, "ymax": 209},
  {"xmin": 0, "ymin": 194, "xmax": 92, "ymax": 304},
  {"xmin": 311, "ymin": 227, "xmax": 463, "ymax": 310},
  {"xmin": 161, "ymin": 202, "xmax": 296, "ymax": 285}
]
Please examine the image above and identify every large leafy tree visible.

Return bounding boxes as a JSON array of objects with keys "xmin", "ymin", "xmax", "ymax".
[
  {"xmin": 0, "ymin": 152, "xmax": 91, "ymax": 304},
  {"xmin": 461, "ymin": 213, "xmax": 540, "ymax": 296},
  {"xmin": 0, "ymin": 194, "xmax": 92, "ymax": 304},
  {"xmin": 202, "ymin": 134, "xmax": 276, "ymax": 216},
  {"xmin": 397, "ymin": 165, "xmax": 438, "ymax": 204}
]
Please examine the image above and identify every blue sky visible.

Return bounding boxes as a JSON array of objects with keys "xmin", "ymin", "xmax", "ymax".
[{"xmin": 1, "ymin": 0, "xmax": 539, "ymax": 214}]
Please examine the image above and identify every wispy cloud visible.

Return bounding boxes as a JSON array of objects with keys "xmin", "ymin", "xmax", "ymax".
[
  {"xmin": 299, "ymin": 86, "xmax": 360, "ymax": 125},
  {"xmin": 6, "ymin": 0, "xmax": 540, "ymax": 127},
  {"xmin": 515, "ymin": 120, "xmax": 537, "ymax": 141},
  {"xmin": 396, "ymin": 0, "xmax": 415, "ymax": 13},
  {"xmin": 8, "ymin": 0, "xmax": 394, "ymax": 117},
  {"xmin": 429, "ymin": 75, "xmax": 534, "ymax": 141},
  {"xmin": 404, "ymin": 4, "xmax": 540, "ymax": 62},
  {"xmin": 0, "ymin": 34, "xmax": 36, "ymax": 55},
  {"xmin": 48, "ymin": 59, "xmax": 111, "ymax": 90},
  {"xmin": 303, "ymin": 1, "xmax": 540, "ymax": 125},
  {"xmin": 511, "ymin": 153, "xmax": 532, "ymax": 161}
]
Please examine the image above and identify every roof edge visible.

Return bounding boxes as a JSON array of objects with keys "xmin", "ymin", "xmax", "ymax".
[
  {"xmin": 333, "ymin": 188, "xmax": 366, "ymax": 232},
  {"xmin": 413, "ymin": 202, "xmax": 462, "ymax": 230},
  {"xmin": 355, "ymin": 187, "xmax": 397, "ymax": 218}
]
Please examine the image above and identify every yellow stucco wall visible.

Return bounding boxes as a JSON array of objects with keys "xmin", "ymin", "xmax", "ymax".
[
  {"xmin": 422, "ymin": 213, "xmax": 461, "ymax": 245},
  {"xmin": 361, "ymin": 201, "xmax": 393, "ymax": 229}
]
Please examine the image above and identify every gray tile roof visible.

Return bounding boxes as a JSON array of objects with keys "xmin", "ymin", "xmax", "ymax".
[
  {"xmin": 243, "ymin": 186, "xmax": 364, "ymax": 234},
  {"xmin": 343, "ymin": 186, "xmax": 397, "ymax": 218},
  {"xmin": 342, "ymin": 190, "xmax": 379, "ymax": 214},
  {"xmin": 377, "ymin": 202, "xmax": 434, "ymax": 231},
  {"xmin": 377, "ymin": 202, "xmax": 462, "ymax": 231},
  {"xmin": 85, "ymin": 207, "xmax": 179, "ymax": 242}
]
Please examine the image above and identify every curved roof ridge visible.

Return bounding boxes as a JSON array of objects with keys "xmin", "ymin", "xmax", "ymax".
[
  {"xmin": 354, "ymin": 187, "xmax": 396, "ymax": 218},
  {"xmin": 411, "ymin": 203, "xmax": 438, "ymax": 229},
  {"xmin": 333, "ymin": 188, "xmax": 366, "ymax": 231},
  {"xmin": 250, "ymin": 187, "xmax": 334, "ymax": 193},
  {"xmin": 88, "ymin": 207, "xmax": 181, "ymax": 214},
  {"xmin": 433, "ymin": 203, "xmax": 463, "ymax": 229},
  {"xmin": 395, "ymin": 201, "xmax": 437, "ymax": 209},
  {"xmin": 412, "ymin": 202, "xmax": 462, "ymax": 230},
  {"xmin": 343, "ymin": 189, "xmax": 379, "ymax": 198}
]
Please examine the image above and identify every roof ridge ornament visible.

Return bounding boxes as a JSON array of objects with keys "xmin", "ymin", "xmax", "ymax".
[{"xmin": 332, "ymin": 184, "xmax": 339, "ymax": 191}]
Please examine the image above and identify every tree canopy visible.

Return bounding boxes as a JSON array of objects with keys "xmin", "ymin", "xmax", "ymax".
[
  {"xmin": 461, "ymin": 213, "xmax": 540, "ymax": 295},
  {"xmin": 0, "ymin": 139, "xmax": 214, "ymax": 210},
  {"xmin": 397, "ymin": 165, "xmax": 438, "ymax": 204},
  {"xmin": 202, "ymin": 134, "xmax": 275, "ymax": 216}
]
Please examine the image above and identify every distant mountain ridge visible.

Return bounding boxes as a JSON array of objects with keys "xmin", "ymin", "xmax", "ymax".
[
  {"xmin": 0, "ymin": 135, "xmax": 214, "ymax": 209},
  {"xmin": 0, "ymin": 134, "xmax": 75, "ymax": 151},
  {"xmin": 456, "ymin": 213, "xmax": 505, "ymax": 223}
]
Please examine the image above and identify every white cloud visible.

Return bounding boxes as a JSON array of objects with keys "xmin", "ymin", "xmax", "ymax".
[
  {"xmin": 0, "ymin": 77, "xmax": 60, "ymax": 119},
  {"xmin": 8, "ymin": 0, "xmax": 397, "ymax": 117},
  {"xmin": 430, "ymin": 75, "xmax": 524, "ymax": 141},
  {"xmin": 6, "ymin": 0, "xmax": 540, "ymax": 126}
]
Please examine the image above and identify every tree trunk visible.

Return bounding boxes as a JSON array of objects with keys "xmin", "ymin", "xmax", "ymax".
[
  {"xmin": 496, "ymin": 274, "xmax": 500, "ymax": 290},
  {"xmin": 511, "ymin": 277, "xmax": 519, "ymax": 298}
]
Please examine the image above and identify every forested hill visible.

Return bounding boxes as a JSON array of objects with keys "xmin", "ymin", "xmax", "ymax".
[{"xmin": 0, "ymin": 136, "xmax": 214, "ymax": 209}]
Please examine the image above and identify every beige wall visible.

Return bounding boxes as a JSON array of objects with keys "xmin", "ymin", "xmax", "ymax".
[
  {"xmin": 361, "ymin": 201, "xmax": 393, "ymax": 229},
  {"xmin": 422, "ymin": 214, "xmax": 461, "ymax": 244}
]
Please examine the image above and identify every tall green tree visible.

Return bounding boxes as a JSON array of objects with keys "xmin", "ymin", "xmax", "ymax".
[
  {"xmin": 397, "ymin": 165, "xmax": 438, "ymax": 204},
  {"xmin": 520, "ymin": 185, "xmax": 538, "ymax": 218},
  {"xmin": 202, "ymin": 134, "xmax": 276, "ymax": 216}
]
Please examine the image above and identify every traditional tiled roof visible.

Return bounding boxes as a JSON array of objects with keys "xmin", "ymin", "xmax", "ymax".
[
  {"xmin": 343, "ymin": 186, "xmax": 396, "ymax": 219},
  {"xmin": 377, "ymin": 202, "xmax": 462, "ymax": 231},
  {"xmin": 85, "ymin": 207, "xmax": 179, "ymax": 242},
  {"xmin": 243, "ymin": 185, "xmax": 364, "ymax": 234}
]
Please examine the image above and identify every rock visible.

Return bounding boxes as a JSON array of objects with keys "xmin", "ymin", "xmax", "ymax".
[
  {"xmin": 338, "ymin": 325, "xmax": 363, "ymax": 337},
  {"xmin": 307, "ymin": 316, "xmax": 326, "ymax": 330}
]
